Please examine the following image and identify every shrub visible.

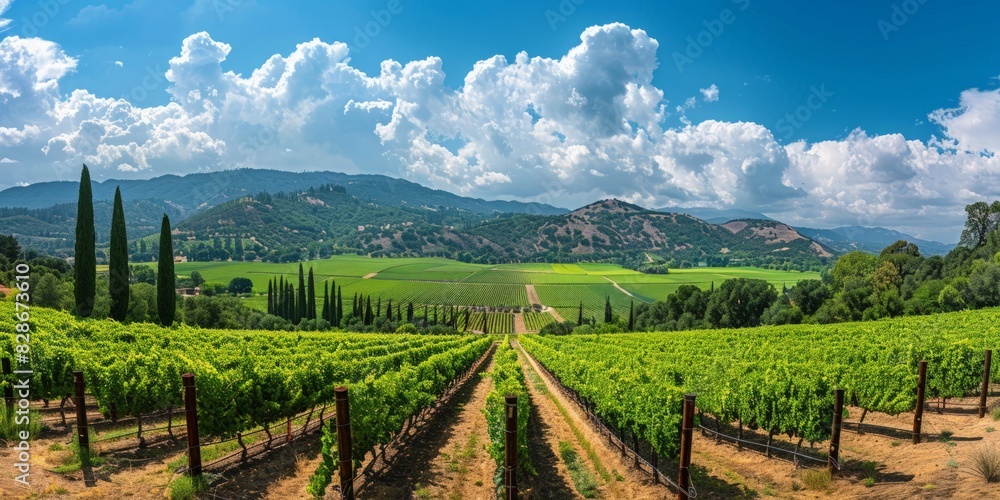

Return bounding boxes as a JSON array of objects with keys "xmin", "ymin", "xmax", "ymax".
[{"xmin": 971, "ymin": 444, "xmax": 1000, "ymax": 483}]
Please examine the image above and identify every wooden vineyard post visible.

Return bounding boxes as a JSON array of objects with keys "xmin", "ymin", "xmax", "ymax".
[
  {"xmin": 913, "ymin": 361, "xmax": 927, "ymax": 444},
  {"xmin": 73, "ymin": 371, "xmax": 89, "ymax": 455},
  {"xmin": 505, "ymin": 394, "xmax": 519, "ymax": 500},
  {"xmin": 828, "ymin": 388, "xmax": 844, "ymax": 473},
  {"xmin": 335, "ymin": 387, "xmax": 355, "ymax": 500},
  {"xmin": 182, "ymin": 373, "xmax": 202, "ymax": 477},
  {"xmin": 980, "ymin": 350, "xmax": 993, "ymax": 419},
  {"xmin": 2, "ymin": 358, "xmax": 13, "ymax": 408},
  {"xmin": 678, "ymin": 394, "xmax": 696, "ymax": 500}
]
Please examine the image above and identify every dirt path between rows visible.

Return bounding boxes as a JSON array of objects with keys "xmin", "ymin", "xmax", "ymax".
[
  {"xmin": 602, "ymin": 276, "xmax": 636, "ymax": 298},
  {"xmin": 516, "ymin": 343, "xmax": 671, "ymax": 500},
  {"xmin": 525, "ymin": 284, "xmax": 541, "ymax": 304},
  {"xmin": 514, "ymin": 313, "xmax": 527, "ymax": 334},
  {"xmin": 526, "ymin": 284, "xmax": 565, "ymax": 323},
  {"xmin": 359, "ymin": 352, "xmax": 497, "ymax": 499},
  {"xmin": 362, "ymin": 272, "xmax": 378, "ymax": 279}
]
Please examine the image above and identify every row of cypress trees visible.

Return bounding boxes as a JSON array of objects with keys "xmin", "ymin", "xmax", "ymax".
[
  {"xmin": 266, "ymin": 264, "xmax": 344, "ymax": 326},
  {"xmin": 74, "ymin": 164, "xmax": 175, "ymax": 325}
]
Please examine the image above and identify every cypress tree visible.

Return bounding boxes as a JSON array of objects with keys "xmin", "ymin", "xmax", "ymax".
[
  {"xmin": 604, "ymin": 296, "xmax": 613, "ymax": 323},
  {"xmin": 322, "ymin": 282, "xmax": 330, "ymax": 323},
  {"xmin": 577, "ymin": 301, "xmax": 584, "ymax": 325},
  {"xmin": 234, "ymin": 237, "xmax": 244, "ymax": 261},
  {"xmin": 307, "ymin": 267, "xmax": 316, "ymax": 320},
  {"xmin": 397, "ymin": 303, "xmax": 402, "ymax": 322},
  {"xmin": 278, "ymin": 276, "xmax": 285, "ymax": 319},
  {"xmin": 267, "ymin": 279, "xmax": 274, "ymax": 315},
  {"xmin": 407, "ymin": 302, "xmax": 414, "ymax": 322},
  {"xmin": 74, "ymin": 165, "xmax": 96, "ymax": 317},
  {"xmin": 156, "ymin": 214, "xmax": 175, "ymax": 326},
  {"xmin": 433, "ymin": 305, "xmax": 438, "ymax": 325},
  {"xmin": 336, "ymin": 285, "xmax": 343, "ymax": 326},
  {"xmin": 353, "ymin": 293, "xmax": 359, "ymax": 317},
  {"xmin": 297, "ymin": 264, "xmax": 307, "ymax": 323},
  {"xmin": 285, "ymin": 283, "xmax": 292, "ymax": 321},
  {"xmin": 109, "ymin": 187, "xmax": 129, "ymax": 322},
  {"xmin": 628, "ymin": 300, "xmax": 634, "ymax": 331},
  {"xmin": 365, "ymin": 296, "xmax": 373, "ymax": 325},
  {"xmin": 386, "ymin": 298, "xmax": 393, "ymax": 320},
  {"xmin": 423, "ymin": 305, "xmax": 428, "ymax": 326}
]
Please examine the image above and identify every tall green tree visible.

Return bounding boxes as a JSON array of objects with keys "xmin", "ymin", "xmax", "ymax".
[
  {"xmin": 407, "ymin": 302, "xmax": 414, "ymax": 322},
  {"xmin": 278, "ymin": 276, "xmax": 285, "ymax": 318},
  {"xmin": 108, "ymin": 187, "xmax": 129, "ymax": 321},
  {"xmin": 577, "ymin": 302, "xmax": 584, "ymax": 325},
  {"xmin": 74, "ymin": 165, "xmax": 96, "ymax": 317},
  {"xmin": 307, "ymin": 267, "xmax": 317, "ymax": 320},
  {"xmin": 297, "ymin": 264, "xmax": 306, "ymax": 323},
  {"xmin": 156, "ymin": 214, "xmax": 175, "ymax": 326},
  {"xmin": 234, "ymin": 237, "xmax": 244, "ymax": 261},
  {"xmin": 604, "ymin": 296, "xmax": 613, "ymax": 323},
  {"xmin": 267, "ymin": 279, "xmax": 274, "ymax": 315},
  {"xmin": 365, "ymin": 296, "xmax": 373, "ymax": 325},
  {"xmin": 336, "ymin": 285, "xmax": 343, "ymax": 326},
  {"xmin": 960, "ymin": 201, "xmax": 1000, "ymax": 248},
  {"xmin": 322, "ymin": 282, "xmax": 330, "ymax": 323}
]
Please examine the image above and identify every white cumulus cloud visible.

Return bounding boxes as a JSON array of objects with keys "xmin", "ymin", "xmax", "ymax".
[{"xmin": 0, "ymin": 24, "xmax": 997, "ymax": 242}]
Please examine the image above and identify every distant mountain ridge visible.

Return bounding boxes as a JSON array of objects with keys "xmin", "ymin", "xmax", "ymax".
[
  {"xmin": 0, "ymin": 169, "xmax": 952, "ymax": 260},
  {"xmin": 655, "ymin": 206, "xmax": 954, "ymax": 256},
  {"xmin": 656, "ymin": 206, "xmax": 773, "ymax": 224},
  {"xmin": 0, "ymin": 169, "xmax": 567, "ymax": 215},
  {"xmin": 175, "ymin": 192, "xmax": 834, "ymax": 267},
  {"xmin": 795, "ymin": 226, "xmax": 955, "ymax": 256}
]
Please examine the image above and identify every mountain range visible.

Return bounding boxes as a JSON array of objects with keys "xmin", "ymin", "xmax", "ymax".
[
  {"xmin": 0, "ymin": 169, "xmax": 954, "ymax": 260},
  {"xmin": 657, "ymin": 206, "xmax": 955, "ymax": 256},
  {"xmin": 171, "ymin": 190, "xmax": 833, "ymax": 268}
]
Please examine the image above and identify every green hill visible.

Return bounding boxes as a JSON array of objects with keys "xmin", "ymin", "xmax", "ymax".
[{"xmin": 175, "ymin": 192, "xmax": 835, "ymax": 269}]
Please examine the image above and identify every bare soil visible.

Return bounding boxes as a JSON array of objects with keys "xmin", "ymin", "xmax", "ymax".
[
  {"xmin": 516, "ymin": 342, "xmax": 674, "ymax": 500},
  {"xmin": 602, "ymin": 276, "xmax": 637, "ymax": 299},
  {"xmin": 525, "ymin": 285, "xmax": 541, "ymax": 305},
  {"xmin": 359, "ymin": 353, "xmax": 497, "ymax": 500},
  {"xmin": 514, "ymin": 313, "xmax": 527, "ymax": 334}
]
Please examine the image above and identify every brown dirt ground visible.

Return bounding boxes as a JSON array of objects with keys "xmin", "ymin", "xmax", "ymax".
[
  {"xmin": 514, "ymin": 313, "xmax": 527, "ymax": 334},
  {"xmin": 358, "ymin": 353, "xmax": 497, "ymax": 500},
  {"xmin": 525, "ymin": 285, "xmax": 541, "ymax": 305},
  {"xmin": 517, "ymin": 342, "xmax": 674, "ymax": 500}
]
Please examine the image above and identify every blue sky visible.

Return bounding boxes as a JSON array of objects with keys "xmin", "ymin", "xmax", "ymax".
[{"xmin": 1, "ymin": 0, "xmax": 999, "ymax": 242}]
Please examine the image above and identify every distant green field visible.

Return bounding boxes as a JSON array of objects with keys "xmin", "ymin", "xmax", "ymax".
[{"xmin": 135, "ymin": 257, "xmax": 819, "ymax": 319}]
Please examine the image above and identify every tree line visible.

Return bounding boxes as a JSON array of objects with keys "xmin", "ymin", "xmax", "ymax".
[{"xmin": 539, "ymin": 200, "xmax": 1000, "ymax": 334}]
